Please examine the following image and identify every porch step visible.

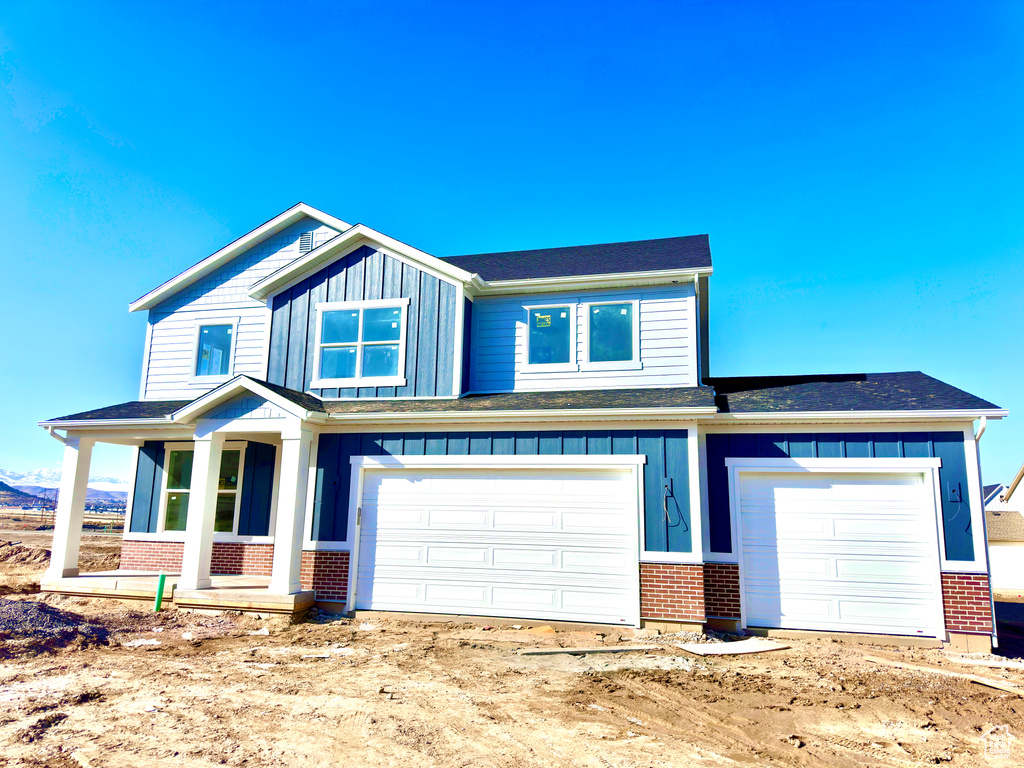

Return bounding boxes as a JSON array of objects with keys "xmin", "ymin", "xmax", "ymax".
[{"xmin": 173, "ymin": 587, "xmax": 316, "ymax": 615}]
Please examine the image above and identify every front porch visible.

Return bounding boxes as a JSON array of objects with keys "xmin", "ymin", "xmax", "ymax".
[{"xmin": 40, "ymin": 571, "xmax": 316, "ymax": 616}]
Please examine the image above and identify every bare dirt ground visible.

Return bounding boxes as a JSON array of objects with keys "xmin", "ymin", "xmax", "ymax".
[{"xmin": 1, "ymin": 525, "xmax": 1022, "ymax": 767}]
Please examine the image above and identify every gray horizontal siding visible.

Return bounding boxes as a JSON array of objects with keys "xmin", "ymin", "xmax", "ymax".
[
  {"xmin": 470, "ymin": 284, "xmax": 696, "ymax": 392},
  {"xmin": 312, "ymin": 429, "xmax": 691, "ymax": 553},
  {"xmin": 268, "ymin": 245, "xmax": 458, "ymax": 398}
]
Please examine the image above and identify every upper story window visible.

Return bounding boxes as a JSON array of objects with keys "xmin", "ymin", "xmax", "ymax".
[
  {"xmin": 311, "ymin": 298, "xmax": 410, "ymax": 388},
  {"xmin": 192, "ymin": 321, "xmax": 236, "ymax": 381},
  {"xmin": 523, "ymin": 304, "xmax": 577, "ymax": 372},
  {"xmin": 582, "ymin": 300, "xmax": 640, "ymax": 371}
]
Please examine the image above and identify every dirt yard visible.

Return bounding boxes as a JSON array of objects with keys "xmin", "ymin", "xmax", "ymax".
[{"xmin": 1, "ymin": 524, "xmax": 1022, "ymax": 767}]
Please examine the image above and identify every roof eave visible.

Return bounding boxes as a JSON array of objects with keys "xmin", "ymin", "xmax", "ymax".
[
  {"xmin": 38, "ymin": 417, "xmax": 176, "ymax": 429},
  {"xmin": 129, "ymin": 203, "xmax": 351, "ymax": 313},
  {"xmin": 708, "ymin": 408, "xmax": 1007, "ymax": 423},
  {"xmin": 324, "ymin": 405, "xmax": 718, "ymax": 425},
  {"xmin": 467, "ymin": 267, "xmax": 713, "ymax": 297}
]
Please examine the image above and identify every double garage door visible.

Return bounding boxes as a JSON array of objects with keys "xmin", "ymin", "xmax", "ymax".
[
  {"xmin": 354, "ymin": 466, "xmax": 641, "ymax": 625},
  {"xmin": 737, "ymin": 470, "xmax": 944, "ymax": 637}
]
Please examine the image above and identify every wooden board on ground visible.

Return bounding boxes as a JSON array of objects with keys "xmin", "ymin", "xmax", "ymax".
[
  {"xmin": 519, "ymin": 645, "xmax": 661, "ymax": 656},
  {"xmin": 677, "ymin": 638, "xmax": 790, "ymax": 656},
  {"xmin": 864, "ymin": 655, "xmax": 1023, "ymax": 697}
]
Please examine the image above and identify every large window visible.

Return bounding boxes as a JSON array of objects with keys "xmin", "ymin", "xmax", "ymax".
[
  {"xmin": 311, "ymin": 299, "xmax": 410, "ymax": 388},
  {"xmin": 192, "ymin": 322, "xmax": 236, "ymax": 379},
  {"xmin": 583, "ymin": 300, "xmax": 640, "ymax": 370},
  {"xmin": 524, "ymin": 304, "xmax": 576, "ymax": 370},
  {"xmin": 161, "ymin": 445, "xmax": 244, "ymax": 533}
]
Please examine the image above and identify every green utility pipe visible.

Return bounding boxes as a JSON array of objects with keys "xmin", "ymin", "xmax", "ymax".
[{"xmin": 154, "ymin": 573, "xmax": 166, "ymax": 612}]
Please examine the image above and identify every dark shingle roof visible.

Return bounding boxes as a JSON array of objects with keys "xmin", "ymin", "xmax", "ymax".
[
  {"xmin": 44, "ymin": 400, "xmax": 191, "ymax": 422},
  {"xmin": 442, "ymin": 235, "xmax": 711, "ymax": 281},
  {"xmin": 987, "ymin": 510, "xmax": 1024, "ymax": 542},
  {"xmin": 244, "ymin": 377, "xmax": 327, "ymax": 413},
  {"xmin": 708, "ymin": 371, "xmax": 1001, "ymax": 413},
  {"xmin": 323, "ymin": 387, "xmax": 717, "ymax": 414}
]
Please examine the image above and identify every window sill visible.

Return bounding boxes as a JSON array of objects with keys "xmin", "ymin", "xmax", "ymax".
[
  {"xmin": 640, "ymin": 551, "xmax": 702, "ymax": 565},
  {"xmin": 124, "ymin": 533, "xmax": 275, "ymax": 544},
  {"xmin": 187, "ymin": 374, "xmax": 233, "ymax": 386},
  {"xmin": 580, "ymin": 360, "xmax": 643, "ymax": 372},
  {"xmin": 519, "ymin": 363, "xmax": 579, "ymax": 374},
  {"xmin": 310, "ymin": 376, "xmax": 407, "ymax": 389}
]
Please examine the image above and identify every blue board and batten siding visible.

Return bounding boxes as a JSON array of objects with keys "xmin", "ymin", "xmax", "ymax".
[
  {"xmin": 267, "ymin": 245, "xmax": 459, "ymax": 398},
  {"xmin": 705, "ymin": 432, "xmax": 976, "ymax": 562},
  {"xmin": 312, "ymin": 430, "xmax": 692, "ymax": 553},
  {"xmin": 128, "ymin": 440, "xmax": 277, "ymax": 537}
]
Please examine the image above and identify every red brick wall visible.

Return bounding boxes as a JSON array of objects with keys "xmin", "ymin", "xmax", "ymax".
[
  {"xmin": 639, "ymin": 562, "xmax": 704, "ymax": 622},
  {"xmin": 941, "ymin": 572, "xmax": 993, "ymax": 634},
  {"xmin": 120, "ymin": 541, "xmax": 273, "ymax": 576},
  {"xmin": 121, "ymin": 540, "xmax": 184, "ymax": 571},
  {"xmin": 703, "ymin": 562, "xmax": 741, "ymax": 618},
  {"xmin": 300, "ymin": 551, "xmax": 350, "ymax": 602},
  {"xmin": 210, "ymin": 543, "xmax": 274, "ymax": 576}
]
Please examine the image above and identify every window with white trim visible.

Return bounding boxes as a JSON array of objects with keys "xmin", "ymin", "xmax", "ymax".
[
  {"xmin": 192, "ymin": 322, "xmax": 236, "ymax": 380},
  {"xmin": 582, "ymin": 300, "xmax": 640, "ymax": 370},
  {"xmin": 160, "ymin": 445, "xmax": 245, "ymax": 533},
  {"xmin": 311, "ymin": 299, "xmax": 410, "ymax": 388},
  {"xmin": 523, "ymin": 304, "xmax": 576, "ymax": 371}
]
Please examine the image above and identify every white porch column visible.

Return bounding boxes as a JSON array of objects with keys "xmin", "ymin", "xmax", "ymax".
[
  {"xmin": 45, "ymin": 437, "xmax": 94, "ymax": 579},
  {"xmin": 179, "ymin": 430, "xmax": 225, "ymax": 590},
  {"xmin": 269, "ymin": 427, "xmax": 314, "ymax": 595}
]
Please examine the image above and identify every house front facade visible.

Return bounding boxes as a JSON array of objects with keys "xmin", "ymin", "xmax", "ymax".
[{"xmin": 41, "ymin": 204, "xmax": 1005, "ymax": 650}]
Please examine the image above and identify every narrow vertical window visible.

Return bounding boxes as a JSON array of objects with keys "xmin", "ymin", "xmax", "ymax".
[{"xmin": 195, "ymin": 324, "xmax": 233, "ymax": 377}]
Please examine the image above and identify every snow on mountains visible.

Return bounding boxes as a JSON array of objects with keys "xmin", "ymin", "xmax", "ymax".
[{"xmin": 0, "ymin": 468, "xmax": 130, "ymax": 502}]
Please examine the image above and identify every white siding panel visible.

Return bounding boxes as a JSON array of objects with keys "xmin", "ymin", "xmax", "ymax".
[
  {"xmin": 142, "ymin": 216, "xmax": 340, "ymax": 400},
  {"xmin": 470, "ymin": 284, "xmax": 697, "ymax": 392}
]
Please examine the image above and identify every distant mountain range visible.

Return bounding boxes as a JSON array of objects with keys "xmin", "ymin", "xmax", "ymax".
[
  {"xmin": 0, "ymin": 468, "xmax": 130, "ymax": 503},
  {"xmin": 0, "ymin": 480, "xmax": 44, "ymax": 507}
]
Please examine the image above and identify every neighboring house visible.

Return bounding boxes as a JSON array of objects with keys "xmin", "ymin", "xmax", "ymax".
[
  {"xmin": 39, "ymin": 203, "xmax": 1006, "ymax": 651},
  {"xmin": 986, "ymin": 461, "xmax": 1024, "ymax": 592},
  {"xmin": 984, "ymin": 483, "xmax": 1008, "ymax": 509}
]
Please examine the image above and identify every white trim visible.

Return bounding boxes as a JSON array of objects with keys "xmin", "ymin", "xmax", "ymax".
[
  {"xmin": 248, "ymin": 225, "xmax": 475, "ymax": 301},
  {"xmin": 726, "ymin": 457, "xmax": 948, "ymax": 638},
  {"xmin": 452, "ymin": 290, "xmax": 466, "ymax": 396},
  {"xmin": 309, "ymin": 298, "xmax": 410, "ymax": 389},
  {"xmin": 954, "ymin": 424, "xmax": 990, "ymax": 572},
  {"xmin": 187, "ymin": 317, "xmax": 239, "ymax": 385},
  {"xmin": 257, "ymin": 305, "xmax": 273, "ymax": 381},
  {"xmin": 520, "ymin": 303, "xmax": 578, "ymax": 373},
  {"xmin": 124, "ymin": 445, "xmax": 140, "ymax": 534},
  {"xmin": 470, "ymin": 267, "xmax": 713, "ymax": 297},
  {"xmin": 139, "ymin": 318, "xmax": 154, "ymax": 400},
  {"xmin": 156, "ymin": 440, "xmax": 248, "ymax": 535},
  {"xmin": 129, "ymin": 203, "xmax": 351, "ymax": 312},
  {"xmin": 171, "ymin": 376, "xmax": 320, "ymax": 423},
  {"xmin": 580, "ymin": 299, "xmax": 641, "ymax": 372},
  {"xmin": 711, "ymin": 409, "xmax": 1008, "ymax": 423}
]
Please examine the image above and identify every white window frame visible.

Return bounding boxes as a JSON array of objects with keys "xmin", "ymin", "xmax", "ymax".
[
  {"xmin": 156, "ymin": 441, "xmax": 247, "ymax": 536},
  {"xmin": 521, "ymin": 303, "xmax": 578, "ymax": 373},
  {"xmin": 310, "ymin": 298, "xmax": 410, "ymax": 389},
  {"xmin": 581, "ymin": 299, "xmax": 641, "ymax": 371},
  {"xmin": 189, "ymin": 317, "xmax": 239, "ymax": 384}
]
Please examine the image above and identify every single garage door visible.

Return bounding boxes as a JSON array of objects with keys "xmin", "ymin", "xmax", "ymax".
[
  {"xmin": 355, "ymin": 466, "xmax": 640, "ymax": 625},
  {"xmin": 737, "ymin": 471, "xmax": 943, "ymax": 637}
]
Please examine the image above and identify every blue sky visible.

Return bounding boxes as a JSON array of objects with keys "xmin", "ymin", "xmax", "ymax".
[{"xmin": 0, "ymin": 0, "xmax": 1021, "ymax": 485}]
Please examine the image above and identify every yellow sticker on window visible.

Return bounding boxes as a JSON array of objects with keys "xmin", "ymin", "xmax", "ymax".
[{"xmin": 535, "ymin": 314, "xmax": 551, "ymax": 327}]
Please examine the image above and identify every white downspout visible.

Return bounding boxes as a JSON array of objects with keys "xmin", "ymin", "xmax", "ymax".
[{"xmin": 974, "ymin": 417, "xmax": 999, "ymax": 650}]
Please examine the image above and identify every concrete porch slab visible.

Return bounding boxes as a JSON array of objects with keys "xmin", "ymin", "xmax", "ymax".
[{"xmin": 40, "ymin": 571, "xmax": 314, "ymax": 616}]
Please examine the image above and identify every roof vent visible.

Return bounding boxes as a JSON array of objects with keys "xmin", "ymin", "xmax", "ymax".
[{"xmin": 299, "ymin": 231, "xmax": 313, "ymax": 252}]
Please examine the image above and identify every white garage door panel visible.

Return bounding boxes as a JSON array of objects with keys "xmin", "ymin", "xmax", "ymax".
[
  {"xmin": 738, "ymin": 471, "xmax": 942, "ymax": 637},
  {"xmin": 356, "ymin": 467, "xmax": 640, "ymax": 625}
]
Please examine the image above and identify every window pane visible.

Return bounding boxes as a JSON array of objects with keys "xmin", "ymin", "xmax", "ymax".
[
  {"xmin": 167, "ymin": 451, "xmax": 193, "ymax": 490},
  {"xmin": 363, "ymin": 307, "xmax": 402, "ymax": 342},
  {"xmin": 219, "ymin": 450, "xmax": 240, "ymax": 490},
  {"xmin": 362, "ymin": 344, "xmax": 400, "ymax": 378},
  {"xmin": 322, "ymin": 310, "xmax": 359, "ymax": 344},
  {"xmin": 320, "ymin": 346, "xmax": 357, "ymax": 379},
  {"xmin": 195, "ymin": 325, "xmax": 232, "ymax": 376},
  {"xmin": 165, "ymin": 493, "xmax": 189, "ymax": 531},
  {"xmin": 528, "ymin": 307, "xmax": 572, "ymax": 365},
  {"xmin": 589, "ymin": 303, "xmax": 633, "ymax": 363},
  {"xmin": 214, "ymin": 493, "xmax": 235, "ymax": 533}
]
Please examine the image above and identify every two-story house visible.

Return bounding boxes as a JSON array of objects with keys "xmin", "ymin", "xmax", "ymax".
[{"xmin": 40, "ymin": 203, "xmax": 1005, "ymax": 652}]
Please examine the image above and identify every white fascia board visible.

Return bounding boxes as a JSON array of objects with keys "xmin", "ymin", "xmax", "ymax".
[
  {"xmin": 706, "ymin": 408, "xmax": 1008, "ymax": 423},
  {"xmin": 467, "ymin": 267, "xmax": 713, "ymax": 297},
  {"xmin": 129, "ymin": 203, "xmax": 351, "ymax": 312},
  {"xmin": 725, "ymin": 457, "xmax": 943, "ymax": 471},
  {"xmin": 326, "ymin": 406, "xmax": 718, "ymax": 427},
  {"xmin": 248, "ymin": 224, "xmax": 475, "ymax": 301},
  {"xmin": 170, "ymin": 375, "xmax": 320, "ymax": 423},
  {"xmin": 38, "ymin": 417, "xmax": 175, "ymax": 429}
]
